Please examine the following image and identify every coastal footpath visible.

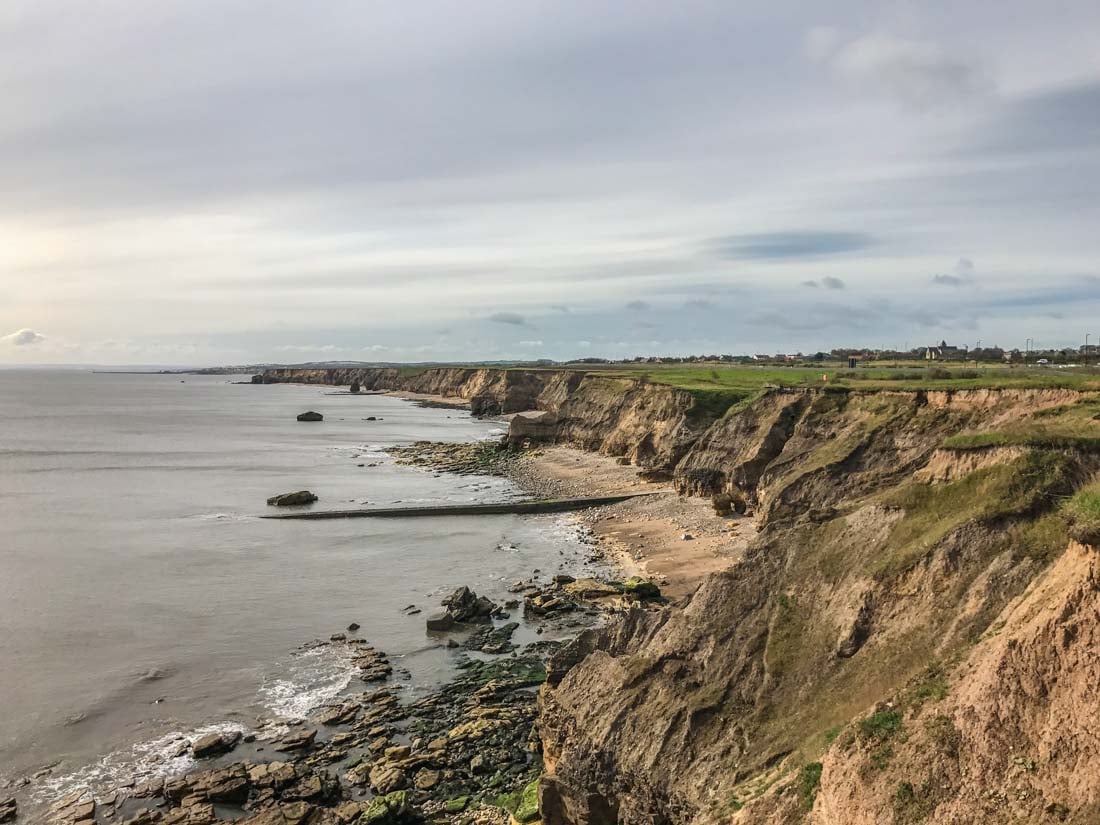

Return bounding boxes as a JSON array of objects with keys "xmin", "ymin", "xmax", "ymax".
[{"xmin": 264, "ymin": 366, "xmax": 1100, "ymax": 824}]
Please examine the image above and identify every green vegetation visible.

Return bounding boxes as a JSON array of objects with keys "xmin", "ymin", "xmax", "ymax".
[
  {"xmin": 893, "ymin": 780, "xmax": 936, "ymax": 823},
  {"xmin": 906, "ymin": 665, "xmax": 949, "ymax": 707},
  {"xmin": 797, "ymin": 762, "xmax": 823, "ymax": 811},
  {"xmin": 1065, "ymin": 483, "xmax": 1100, "ymax": 544},
  {"xmin": 858, "ymin": 710, "xmax": 903, "ymax": 742},
  {"xmin": 874, "ymin": 452, "xmax": 1076, "ymax": 577}
]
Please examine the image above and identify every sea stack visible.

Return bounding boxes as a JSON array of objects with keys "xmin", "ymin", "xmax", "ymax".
[{"xmin": 297, "ymin": 411, "xmax": 323, "ymax": 422}]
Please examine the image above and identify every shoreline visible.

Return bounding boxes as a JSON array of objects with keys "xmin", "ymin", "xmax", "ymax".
[
  {"xmin": 4, "ymin": 396, "xmax": 663, "ymax": 825},
  {"xmin": 510, "ymin": 444, "xmax": 754, "ymax": 600}
]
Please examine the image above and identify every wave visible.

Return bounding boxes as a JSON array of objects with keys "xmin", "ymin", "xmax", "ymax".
[
  {"xmin": 258, "ymin": 643, "xmax": 359, "ymax": 722},
  {"xmin": 31, "ymin": 721, "xmax": 249, "ymax": 807}
]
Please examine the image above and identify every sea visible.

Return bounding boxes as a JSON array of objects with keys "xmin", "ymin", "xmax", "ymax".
[{"xmin": 0, "ymin": 371, "xmax": 601, "ymax": 813}]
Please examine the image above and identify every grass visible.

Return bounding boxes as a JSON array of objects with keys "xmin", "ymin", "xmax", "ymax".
[
  {"xmin": 858, "ymin": 710, "xmax": 903, "ymax": 742},
  {"xmin": 797, "ymin": 763, "xmax": 823, "ymax": 811},
  {"xmin": 1065, "ymin": 483, "xmax": 1100, "ymax": 544},
  {"xmin": 873, "ymin": 452, "xmax": 1076, "ymax": 577}
]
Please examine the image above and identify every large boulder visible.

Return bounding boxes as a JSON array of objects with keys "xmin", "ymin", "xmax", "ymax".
[
  {"xmin": 266, "ymin": 491, "xmax": 318, "ymax": 506},
  {"xmin": 349, "ymin": 381, "xmax": 361, "ymax": 394},
  {"xmin": 441, "ymin": 586, "xmax": 497, "ymax": 623},
  {"xmin": 0, "ymin": 798, "xmax": 16, "ymax": 824},
  {"xmin": 296, "ymin": 411, "xmax": 323, "ymax": 422},
  {"xmin": 191, "ymin": 730, "xmax": 242, "ymax": 759}
]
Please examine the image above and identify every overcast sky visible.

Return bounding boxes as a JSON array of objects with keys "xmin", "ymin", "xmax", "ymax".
[{"xmin": 2, "ymin": 0, "xmax": 1099, "ymax": 365}]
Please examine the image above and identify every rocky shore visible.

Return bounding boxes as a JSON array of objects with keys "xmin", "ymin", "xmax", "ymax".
[
  {"xmin": 26, "ymin": 565, "xmax": 659, "ymax": 825},
  {"xmin": 11, "ymin": 436, "xmax": 668, "ymax": 825}
]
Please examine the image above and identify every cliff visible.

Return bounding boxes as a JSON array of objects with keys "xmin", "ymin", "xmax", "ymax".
[
  {"xmin": 538, "ymin": 387, "xmax": 1100, "ymax": 825},
  {"xmin": 261, "ymin": 367, "xmax": 710, "ymax": 468},
  {"xmin": 264, "ymin": 366, "xmax": 1100, "ymax": 823}
]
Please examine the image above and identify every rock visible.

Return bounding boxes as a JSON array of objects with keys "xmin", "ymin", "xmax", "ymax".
[
  {"xmin": 413, "ymin": 768, "xmax": 440, "ymax": 790},
  {"xmin": 681, "ymin": 532, "xmax": 694, "ymax": 541},
  {"xmin": 426, "ymin": 611, "xmax": 455, "ymax": 631},
  {"xmin": 120, "ymin": 810, "xmax": 163, "ymax": 825},
  {"xmin": 296, "ymin": 411, "xmax": 323, "ymax": 422},
  {"xmin": 441, "ymin": 586, "xmax": 498, "ymax": 623},
  {"xmin": 273, "ymin": 728, "xmax": 316, "ymax": 751},
  {"xmin": 563, "ymin": 578, "xmax": 621, "ymax": 600},
  {"xmin": 350, "ymin": 381, "xmax": 361, "ymax": 394},
  {"xmin": 266, "ymin": 490, "xmax": 318, "ymax": 506},
  {"xmin": 191, "ymin": 730, "xmax": 242, "ymax": 758},
  {"xmin": 361, "ymin": 790, "xmax": 410, "ymax": 823},
  {"xmin": 622, "ymin": 577, "xmax": 661, "ymax": 599},
  {"xmin": 368, "ymin": 764, "xmax": 407, "ymax": 794},
  {"xmin": 553, "ymin": 574, "xmax": 576, "ymax": 585},
  {"xmin": 347, "ymin": 622, "xmax": 360, "ymax": 631},
  {"xmin": 513, "ymin": 778, "xmax": 541, "ymax": 823},
  {"xmin": 0, "ymin": 798, "xmax": 16, "ymax": 824},
  {"xmin": 236, "ymin": 801, "xmax": 315, "ymax": 825}
]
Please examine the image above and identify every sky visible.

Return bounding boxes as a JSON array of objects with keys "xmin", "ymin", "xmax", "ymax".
[{"xmin": 1, "ymin": 0, "xmax": 1099, "ymax": 366}]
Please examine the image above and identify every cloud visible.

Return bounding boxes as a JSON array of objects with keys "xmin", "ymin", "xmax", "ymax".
[
  {"xmin": 684, "ymin": 298, "xmax": 715, "ymax": 309},
  {"xmin": 550, "ymin": 304, "xmax": 570, "ymax": 313},
  {"xmin": 487, "ymin": 312, "xmax": 527, "ymax": 326},
  {"xmin": 932, "ymin": 258, "xmax": 976, "ymax": 286},
  {"xmin": 932, "ymin": 274, "xmax": 965, "ymax": 286},
  {"xmin": 800, "ymin": 277, "xmax": 846, "ymax": 290},
  {"xmin": 518, "ymin": 339, "xmax": 543, "ymax": 347},
  {"xmin": 625, "ymin": 300, "xmax": 650, "ymax": 311},
  {"xmin": 577, "ymin": 340, "xmax": 591, "ymax": 348},
  {"xmin": 3, "ymin": 328, "xmax": 47, "ymax": 346},
  {"xmin": 710, "ymin": 231, "xmax": 873, "ymax": 260},
  {"xmin": 809, "ymin": 30, "xmax": 992, "ymax": 109}
]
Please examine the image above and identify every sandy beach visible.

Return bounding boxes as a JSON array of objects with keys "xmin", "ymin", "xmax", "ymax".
[{"xmin": 513, "ymin": 445, "xmax": 755, "ymax": 600}]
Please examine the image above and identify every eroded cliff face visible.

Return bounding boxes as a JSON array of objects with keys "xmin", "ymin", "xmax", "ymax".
[
  {"xmin": 261, "ymin": 367, "xmax": 708, "ymax": 468},
  {"xmin": 538, "ymin": 387, "xmax": 1100, "ymax": 825},
  {"xmin": 264, "ymin": 366, "xmax": 1100, "ymax": 822}
]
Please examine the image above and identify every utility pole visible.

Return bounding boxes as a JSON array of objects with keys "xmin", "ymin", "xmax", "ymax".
[{"xmin": 1087, "ymin": 333, "xmax": 1091, "ymax": 367}]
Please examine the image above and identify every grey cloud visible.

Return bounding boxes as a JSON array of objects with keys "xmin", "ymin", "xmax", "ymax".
[
  {"xmin": 550, "ymin": 304, "xmax": 570, "ymax": 313},
  {"xmin": 3, "ymin": 328, "xmax": 47, "ymax": 346},
  {"xmin": 960, "ymin": 81, "xmax": 1100, "ymax": 157},
  {"xmin": 487, "ymin": 312, "xmax": 527, "ymax": 326},
  {"xmin": 684, "ymin": 298, "xmax": 715, "ymax": 309},
  {"xmin": 932, "ymin": 274, "xmax": 965, "ymax": 286},
  {"xmin": 626, "ymin": 300, "xmax": 650, "ymax": 311},
  {"xmin": 711, "ymin": 232, "xmax": 873, "ymax": 260},
  {"xmin": 821, "ymin": 276, "xmax": 846, "ymax": 290}
]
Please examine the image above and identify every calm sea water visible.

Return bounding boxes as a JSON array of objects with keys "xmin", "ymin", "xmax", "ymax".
[{"xmin": 0, "ymin": 371, "xmax": 597, "ymax": 808}]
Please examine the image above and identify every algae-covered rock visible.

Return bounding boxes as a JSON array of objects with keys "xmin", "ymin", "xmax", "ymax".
[
  {"xmin": 513, "ymin": 778, "xmax": 541, "ymax": 823},
  {"xmin": 362, "ymin": 790, "xmax": 411, "ymax": 823},
  {"xmin": 622, "ymin": 577, "xmax": 661, "ymax": 599}
]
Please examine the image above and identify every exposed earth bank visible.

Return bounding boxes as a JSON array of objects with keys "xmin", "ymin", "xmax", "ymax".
[{"xmin": 264, "ymin": 367, "xmax": 1100, "ymax": 825}]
